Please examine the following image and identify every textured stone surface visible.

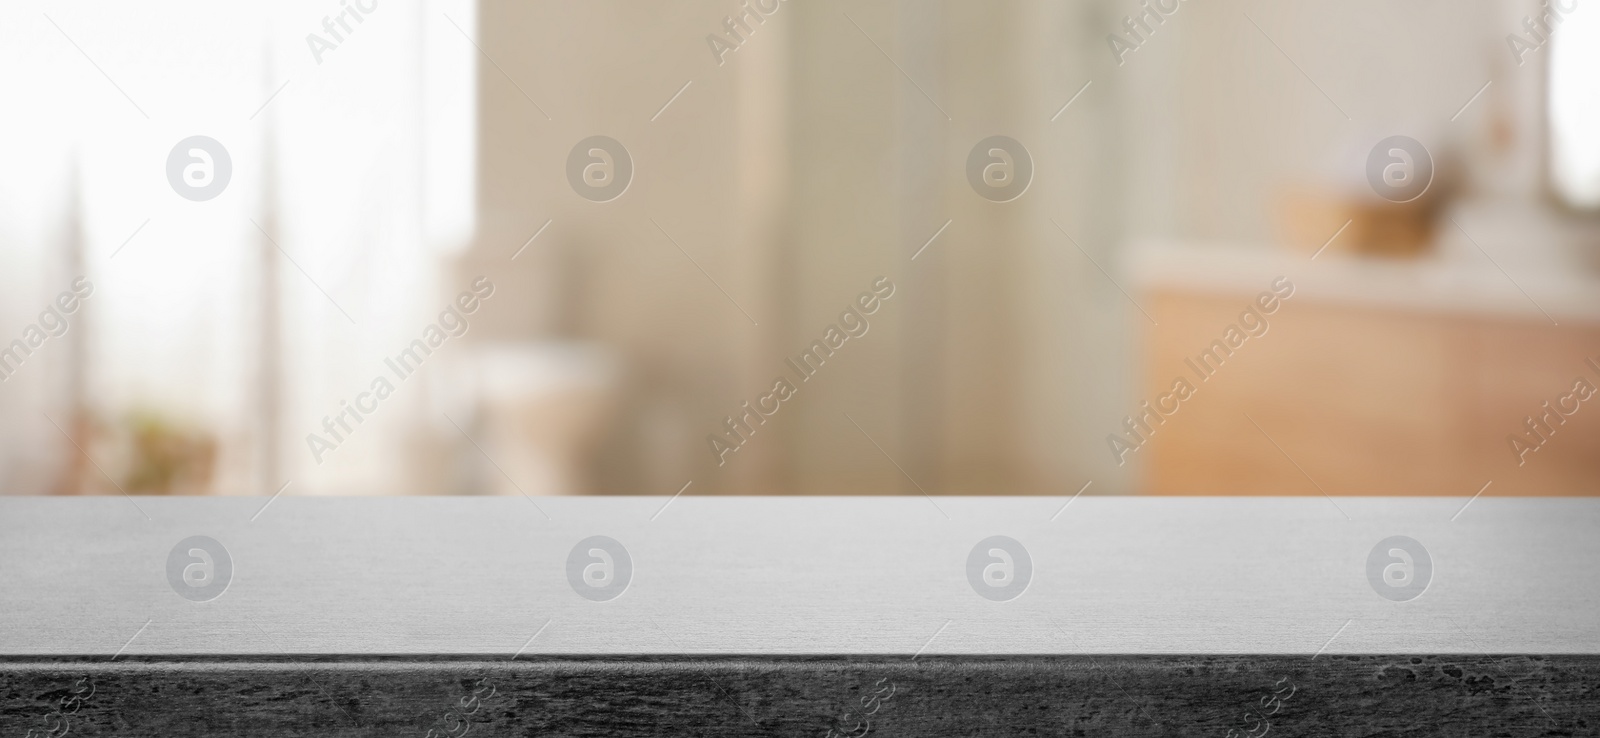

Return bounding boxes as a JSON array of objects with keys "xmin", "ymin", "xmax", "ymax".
[{"xmin": 4, "ymin": 655, "xmax": 1596, "ymax": 737}]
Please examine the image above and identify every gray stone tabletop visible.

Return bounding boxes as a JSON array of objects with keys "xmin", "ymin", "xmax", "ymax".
[{"xmin": 4, "ymin": 496, "xmax": 1597, "ymax": 736}]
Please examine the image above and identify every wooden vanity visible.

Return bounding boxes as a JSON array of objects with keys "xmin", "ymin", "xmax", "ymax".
[{"xmin": 1131, "ymin": 242, "xmax": 1600, "ymax": 497}]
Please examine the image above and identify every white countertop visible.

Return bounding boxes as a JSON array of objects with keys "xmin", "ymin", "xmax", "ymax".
[
  {"xmin": 3, "ymin": 496, "xmax": 1597, "ymax": 655},
  {"xmin": 1127, "ymin": 239, "xmax": 1600, "ymax": 324}
]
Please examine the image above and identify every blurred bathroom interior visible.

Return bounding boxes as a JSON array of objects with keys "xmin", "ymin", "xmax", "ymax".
[{"xmin": 1, "ymin": 0, "xmax": 1597, "ymax": 498}]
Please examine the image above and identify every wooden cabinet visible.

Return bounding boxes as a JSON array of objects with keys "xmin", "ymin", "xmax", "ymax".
[{"xmin": 1142, "ymin": 290, "xmax": 1600, "ymax": 496}]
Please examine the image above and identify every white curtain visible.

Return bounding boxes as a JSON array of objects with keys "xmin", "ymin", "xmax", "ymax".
[{"xmin": 0, "ymin": 0, "xmax": 475, "ymax": 495}]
